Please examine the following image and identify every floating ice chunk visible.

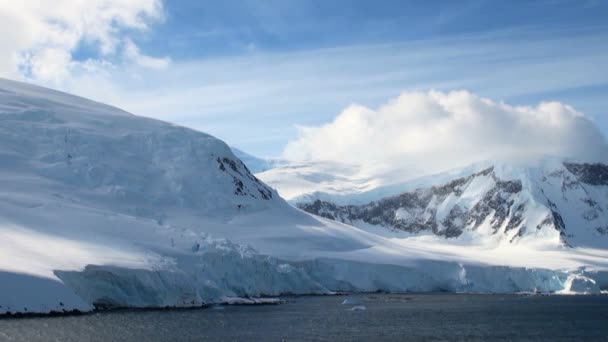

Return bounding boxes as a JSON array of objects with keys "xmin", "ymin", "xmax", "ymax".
[
  {"xmin": 342, "ymin": 297, "xmax": 362, "ymax": 305},
  {"xmin": 349, "ymin": 305, "xmax": 366, "ymax": 311}
]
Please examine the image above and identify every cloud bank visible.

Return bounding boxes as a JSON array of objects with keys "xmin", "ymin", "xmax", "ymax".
[
  {"xmin": 0, "ymin": 0, "xmax": 168, "ymax": 85},
  {"xmin": 283, "ymin": 90, "xmax": 608, "ymax": 174}
]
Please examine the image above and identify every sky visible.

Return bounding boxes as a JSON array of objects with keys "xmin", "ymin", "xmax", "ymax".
[{"xmin": 1, "ymin": 0, "xmax": 607, "ymax": 160}]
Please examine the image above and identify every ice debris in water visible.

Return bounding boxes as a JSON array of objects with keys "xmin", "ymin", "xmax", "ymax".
[
  {"xmin": 342, "ymin": 297, "xmax": 363, "ymax": 305},
  {"xmin": 349, "ymin": 305, "xmax": 366, "ymax": 311}
]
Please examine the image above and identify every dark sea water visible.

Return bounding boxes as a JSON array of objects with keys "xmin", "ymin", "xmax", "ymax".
[{"xmin": 1, "ymin": 294, "xmax": 607, "ymax": 341}]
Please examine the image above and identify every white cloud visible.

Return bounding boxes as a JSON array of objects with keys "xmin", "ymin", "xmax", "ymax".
[
  {"xmin": 123, "ymin": 38, "xmax": 170, "ymax": 69},
  {"xmin": 283, "ymin": 90, "xmax": 608, "ymax": 174},
  {"xmin": 0, "ymin": 0, "xmax": 167, "ymax": 84}
]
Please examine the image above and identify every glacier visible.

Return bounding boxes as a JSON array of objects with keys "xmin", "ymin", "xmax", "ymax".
[{"xmin": 0, "ymin": 78, "xmax": 607, "ymax": 315}]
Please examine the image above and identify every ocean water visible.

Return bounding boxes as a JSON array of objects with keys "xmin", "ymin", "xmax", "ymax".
[{"xmin": 0, "ymin": 294, "xmax": 607, "ymax": 341}]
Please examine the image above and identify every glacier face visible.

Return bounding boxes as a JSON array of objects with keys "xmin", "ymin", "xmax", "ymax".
[
  {"xmin": 1, "ymin": 78, "xmax": 607, "ymax": 315},
  {"xmin": 297, "ymin": 161, "xmax": 608, "ymax": 248}
]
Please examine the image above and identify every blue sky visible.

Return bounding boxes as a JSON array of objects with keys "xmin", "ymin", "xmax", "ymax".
[
  {"xmin": 145, "ymin": 0, "xmax": 607, "ymax": 57},
  {"xmin": 3, "ymin": 0, "xmax": 608, "ymax": 158}
]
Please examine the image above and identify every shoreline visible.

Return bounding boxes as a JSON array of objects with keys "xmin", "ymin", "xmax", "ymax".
[{"xmin": 2, "ymin": 291, "xmax": 606, "ymax": 320}]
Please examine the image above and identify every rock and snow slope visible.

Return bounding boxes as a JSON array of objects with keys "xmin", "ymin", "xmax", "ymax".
[
  {"xmin": 296, "ymin": 160, "xmax": 608, "ymax": 249},
  {"xmin": 0, "ymin": 78, "xmax": 607, "ymax": 314}
]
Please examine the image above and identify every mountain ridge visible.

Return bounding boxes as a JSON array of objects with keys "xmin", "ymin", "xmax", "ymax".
[{"xmin": 297, "ymin": 160, "xmax": 608, "ymax": 248}]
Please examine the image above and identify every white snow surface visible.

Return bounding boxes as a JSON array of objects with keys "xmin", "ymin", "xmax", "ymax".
[
  {"xmin": 0, "ymin": 78, "xmax": 607, "ymax": 314},
  {"xmin": 256, "ymin": 161, "xmax": 386, "ymax": 203},
  {"xmin": 258, "ymin": 159, "xmax": 509, "ymax": 206}
]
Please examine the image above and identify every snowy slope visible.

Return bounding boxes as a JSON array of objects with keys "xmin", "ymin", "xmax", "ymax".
[
  {"xmin": 256, "ymin": 160, "xmax": 420, "ymax": 203},
  {"xmin": 297, "ymin": 159, "xmax": 608, "ymax": 248},
  {"xmin": 0, "ymin": 78, "xmax": 607, "ymax": 314},
  {"xmin": 259, "ymin": 160, "xmax": 502, "ymax": 206},
  {"xmin": 230, "ymin": 147, "xmax": 283, "ymax": 173}
]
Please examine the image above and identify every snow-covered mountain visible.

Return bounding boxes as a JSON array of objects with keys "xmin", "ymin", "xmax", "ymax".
[
  {"xmin": 296, "ymin": 160, "xmax": 608, "ymax": 248},
  {"xmin": 1, "ymin": 78, "xmax": 607, "ymax": 315},
  {"xmin": 0, "ymin": 78, "xmax": 280, "ymax": 216}
]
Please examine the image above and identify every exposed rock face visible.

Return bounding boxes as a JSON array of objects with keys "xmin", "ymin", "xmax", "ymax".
[
  {"xmin": 564, "ymin": 162, "xmax": 608, "ymax": 186},
  {"xmin": 216, "ymin": 156, "xmax": 273, "ymax": 200},
  {"xmin": 298, "ymin": 163, "xmax": 608, "ymax": 246}
]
